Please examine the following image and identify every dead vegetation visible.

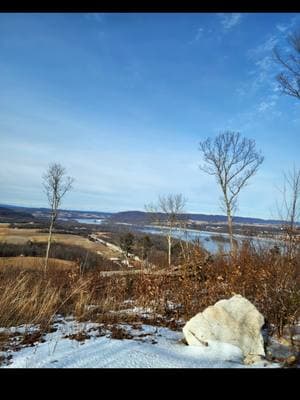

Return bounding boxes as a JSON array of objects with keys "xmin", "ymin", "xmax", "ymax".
[
  {"xmin": 0, "ymin": 238, "xmax": 298, "ymax": 355},
  {"xmin": 0, "ymin": 226, "xmax": 121, "ymax": 259},
  {"xmin": 0, "ymin": 241, "xmax": 120, "ymax": 271}
]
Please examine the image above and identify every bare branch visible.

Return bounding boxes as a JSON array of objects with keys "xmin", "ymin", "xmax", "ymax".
[
  {"xmin": 199, "ymin": 131, "xmax": 264, "ymax": 252},
  {"xmin": 273, "ymin": 30, "xmax": 300, "ymax": 100}
]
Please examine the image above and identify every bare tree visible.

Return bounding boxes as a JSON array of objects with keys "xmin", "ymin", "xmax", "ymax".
[
  {"xmin": 273, "ymin": 30, "xmax": 300, "ymax": 100},
  {"xmin": 43, "ymin": 163, "xmax": 74, "ymax": 273},
  {"xmin": 199, "ymin": 131, "xmax": 264, "ymax": 252},
  {"xmin": 146, "ymin": 193, "xmax": 186, "ymax": 267},
  {"xmin": 277, "ymin": 165, "xmax": 300, "ymax": 259}
]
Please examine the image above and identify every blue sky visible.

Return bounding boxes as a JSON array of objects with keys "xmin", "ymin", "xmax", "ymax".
[{"xmin": 0, "ymin": 12, "xmax": 299, "ymax": 218}]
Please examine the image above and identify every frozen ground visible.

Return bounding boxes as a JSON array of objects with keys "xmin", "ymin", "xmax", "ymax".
[{"xmin": 0, "ymin": 318, "xmax": 279, "ymax": 368}]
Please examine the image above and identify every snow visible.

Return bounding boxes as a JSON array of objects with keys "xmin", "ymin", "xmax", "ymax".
[
  {"xmin": 1, "ymin": 319, "xmax": 279, "ymax": 368},
  {"xmin": 0, "ymin": 324, "xmax": 38, "ymax": 335}
]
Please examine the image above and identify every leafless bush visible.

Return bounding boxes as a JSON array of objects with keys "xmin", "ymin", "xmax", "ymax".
[{"xmin": 0, "ymin": 242, "xmax": 298, "ymax": 339}]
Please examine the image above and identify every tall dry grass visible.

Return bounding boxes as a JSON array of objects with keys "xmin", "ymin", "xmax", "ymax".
[
  {"xmin": 0, "ymin": 240, "xmax": 298, "ymax": 338},
  {"xmin": 0, "ymin": 260, "xmax": 134, "ymax": 328},
  {"xmin": 0, "ymin": 272, "xmax": 62, "ymax": 327}
]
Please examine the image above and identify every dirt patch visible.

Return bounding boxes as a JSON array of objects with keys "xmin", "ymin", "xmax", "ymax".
[
  {"xmin": 0, "ymin": 329, "xmax": 47, "ymax": 366},
  {"xmin": 109, "ymin": 325, "xmax": 134, "ymax": 340},
  {"xmin": 0, "ymin": 332, "xmax": 14, "ymax": 352},
  {"xmin": 0, "ymin": 354, "xmax": 12, "ymax": 366},
  {"xmin": 19, "ymin": 331, "xmax": 46, "ymax": 347},
  {"xmin": 63, "ymin": 331, "xmax": 92, "ymax": 342}
]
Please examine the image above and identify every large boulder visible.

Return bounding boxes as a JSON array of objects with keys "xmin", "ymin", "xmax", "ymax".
[{"xmin": 183, "ymin": 295, "xmax": 265, "ymax": 364}]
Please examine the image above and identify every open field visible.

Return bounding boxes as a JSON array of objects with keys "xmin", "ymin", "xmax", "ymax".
[
  {"xmin": 0, "ymin": 256, "xmax": 139, "ymax": 276},
  {"xmin": 0, "ymin": 256, "xmax": 179, "ymax": 277},
  {"xmin": 0, "ymin": 226, "xmax": 121, "ymax": 259},
  {"xmin": 0, "ymin": 256, "xmax": 75, "ymax": 270}
]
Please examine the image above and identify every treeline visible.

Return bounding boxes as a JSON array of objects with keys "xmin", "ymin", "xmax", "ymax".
[{"xmin": 0, "ymin": 242, "xmax": 118, "ymax": 271}]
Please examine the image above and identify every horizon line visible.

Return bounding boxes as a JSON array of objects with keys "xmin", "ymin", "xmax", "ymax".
[{"xmin": 0, "ymin": 202, "xmax": 286, "ymax": 223}]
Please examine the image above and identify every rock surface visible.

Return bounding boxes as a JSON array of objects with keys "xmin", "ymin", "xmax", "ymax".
[{"xmin": 183, "ymin": 295, "xmax": 265, "ymax": 363}]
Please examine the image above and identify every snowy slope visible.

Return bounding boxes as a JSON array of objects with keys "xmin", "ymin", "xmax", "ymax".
[{"xmin": 1, "ymin": 320, "xmax": 279, "ymax": 368}]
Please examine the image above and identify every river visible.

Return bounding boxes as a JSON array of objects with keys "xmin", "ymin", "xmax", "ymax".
[
  {"xmin": 136, "ymin": 225, "xmax": 279, "ymax": 254},
  {"xmin": 60, "ymin": 217, "xmax": 279, "ymax": 254}
]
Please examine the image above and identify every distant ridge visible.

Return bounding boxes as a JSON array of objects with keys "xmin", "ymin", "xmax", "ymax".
[
  {"xmin": 0, "ymin": 204, "xmax": 112, "ymax": 215},
  {"xmin": 0, "ymin": 206, "xmax": 33, "ymax": 220},
  {"xmin": 0, "ymin": 204, "xmax": 286, "ymax": 225},
  {"xmin": 108, "ymin": 210, "xmax": 284, "ymax": 225}
]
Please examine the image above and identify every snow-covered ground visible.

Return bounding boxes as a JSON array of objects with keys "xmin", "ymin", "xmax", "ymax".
[{"xmin": 0, "ymin": 318, "xmax": 279, "ymax": 368}]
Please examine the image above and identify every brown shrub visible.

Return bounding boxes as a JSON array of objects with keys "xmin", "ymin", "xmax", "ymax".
[
  {"xmin": 158, "ymin": 241, "xmax": 300, "ymax": 336},
  {"xmin": 0, "ymin": 241, "xmax": 298, "ymax": 339},
  {"xmin": 110, "ymin": 325, "xmax": 133, "ymax": 340},
  {"xmin": 108, "ymin": 241, "xmax": 299, "ymax": 336}
]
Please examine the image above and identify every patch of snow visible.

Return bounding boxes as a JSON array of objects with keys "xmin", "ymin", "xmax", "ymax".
[
  {"xmin": 123, "ymin": 300, "xmax": 134, "ymax": 305},
  {"xmin": 0, "ymin": 324, "xmax": 38, "ymax": 335},
  {"xmin": 165, "ymin": 301, "xmax": 182, "ymax": 311},
  {"xmin": 110, "ymin": 306, "xmax": 159, "ymax": 319},
  {"xmin": 1, "ymin": 319, "xmax": 279, "ymax": 369}
]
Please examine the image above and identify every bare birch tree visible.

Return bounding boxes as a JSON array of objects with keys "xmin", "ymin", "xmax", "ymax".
[
  {"xmin": 273, "ymin": 30, "xmax": 300, "ymax": 100},
  {"xmin": 199, "ymin": 131, "xmax": 264, "ymax": 252},
  {"xmin": 277, "ymin": 165, "xmax": 300, "ymax": 259},
  {"xmin": 146, "ymin": 193, "xmax": 186, "ymax": 267},
  {"xmin": 43, "ymin": 163, "xmax": 74, "ymax": 273}
]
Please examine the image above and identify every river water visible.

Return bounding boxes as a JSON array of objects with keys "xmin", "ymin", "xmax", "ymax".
[
  {"xmin": 61, "ymin": 217, "xmax": 279, "ymax": 254},
  {"xmin": 59, "ymin": 218, "xmax": 104, "ymax": 224},
  {"xmin": 136, "ymin": 225, "xmax": 279, "ymax": 254}
]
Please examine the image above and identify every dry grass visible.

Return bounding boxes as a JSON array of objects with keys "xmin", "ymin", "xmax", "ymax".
[
  {"xmin": 0, "ymin": 273, "xmax": 62, "ymax": 327},
  {"xmin": 0, "ymin": 239, "xmax": 298, "ymax": 340},
  {"xmin": 0, "ymin": 227, "xmax": 120, "ymax": 258},
  {"xmin": 0, "ymin": 257, "xmax": 75, "ymax": 270},
  {"xmin": 0, "ymin": 257, "xmax": 134, "ymax": 328}
]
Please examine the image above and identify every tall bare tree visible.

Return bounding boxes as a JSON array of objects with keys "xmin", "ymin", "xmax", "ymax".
[
  {"xmin": 277, "ymin": 165, "xmax": 300, "ymax": 259},
  {"xmin": 43, "ymin": 163, "xmax": 74, "ymax": 273},
  {"xmin": 274, "ymin": 30, "xmax": 300, "ymax": 100},
  {"xmin": 146, "ymin": 193, "xmax": 186, "ymax": 267},
  {"xmin": 199, "ymin": 131, "xmax": 264, "ymax": 252}
]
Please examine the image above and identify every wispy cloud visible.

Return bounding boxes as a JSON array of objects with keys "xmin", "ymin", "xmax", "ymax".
[
  {"xmin": 257, "ymin": 94, "xmax": 279, "ymax": 113},
  {"xmin": 188, "ymin": 27, "xmax": 205, "ymax": 44},
  {"xmin": 84, "ymin": 13, "xmax": 104, "ymax": 24},
  {"xmin": 276, "ymin": 23, "xmax": 288, "ymax": 33},
  {"xmin": 248, "ymin": 35, "xmax": 279, "ymax": 58},
  {"xmin": 222, "ymin": 92, "xmax": 282, "ymax": 134},
  {"xmin": 238, "ymin": 34, "xmax": 283, "ymax": 100},
  {"xmin": 189, "ymin": 14, "xmax": 242, "ymax": 45},
  {"xmin": 217, "ymin": 13, "xmax": 243, "ymax": 31},
  {"xmin": 194, "ymin": 27, "xmax": 204, "ymax": 41}
]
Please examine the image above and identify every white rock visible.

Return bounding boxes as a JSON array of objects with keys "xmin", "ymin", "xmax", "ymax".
[{"xmin": 183, "ymin": 295, "xmax": 265, "ymax": 363}]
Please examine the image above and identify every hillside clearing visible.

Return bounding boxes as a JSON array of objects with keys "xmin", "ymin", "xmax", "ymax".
[{"xmin": 0, "ymin": 227, "xmax": 120, "ymax": 259}]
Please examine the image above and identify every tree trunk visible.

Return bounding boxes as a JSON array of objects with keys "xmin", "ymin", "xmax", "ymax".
[
  {"xmin": 44, "ymin": 216, "xmax": 54, "ymax": 274},
  {"xmin": 226, "ymin": 207, "xmax": 234, "ymax": 253},
  {"xmin": 167, "ymin": 234, "xmax": 172, "ymax": 267}
]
